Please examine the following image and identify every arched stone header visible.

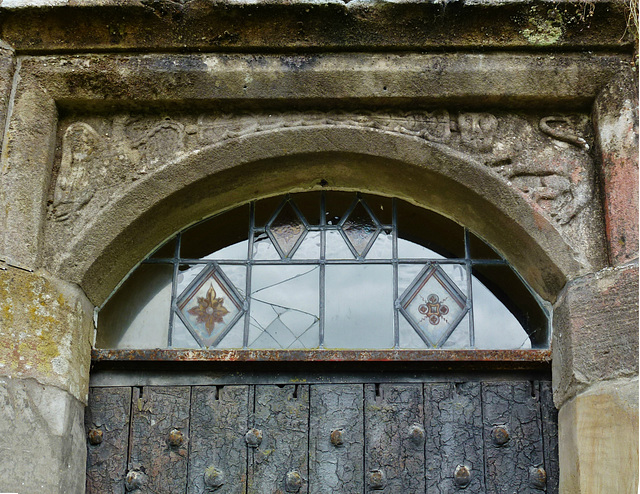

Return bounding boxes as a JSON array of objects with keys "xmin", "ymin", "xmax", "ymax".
[{"xmin": 45, "ymin": 125, "xmax": 584, "ymax": 305}]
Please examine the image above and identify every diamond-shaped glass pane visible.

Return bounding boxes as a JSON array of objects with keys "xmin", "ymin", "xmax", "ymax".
[
  {"xmin": 339, "ymin": 200, "xmax": 380, "ymax": 257},
  {"xmin": 177, "ymin": 265, "xmax": 243, "ymax": 348},
  {"xmin": 266, "ymin": 200, "xmax": 308, "ymax": 258},
  {"xmin": 399, "ymin": 265, "xmax": 468, "ymax": 348}
]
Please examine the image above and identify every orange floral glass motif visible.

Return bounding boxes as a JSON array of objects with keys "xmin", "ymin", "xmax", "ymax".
[{"xmin": 187, "ymin": 284, "xmax": 230, "ymax": 335}]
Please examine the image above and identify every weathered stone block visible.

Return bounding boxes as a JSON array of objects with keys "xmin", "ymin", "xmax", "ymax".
[
  {"xmin": 0, "ymin": 377, "xmax": 86, "ymax": 493},
  {"xmin": 552, "ymin": 261, "xmax": 639, "ymax": 407},
  {"xmin": 593, "ymin": 67, "xmax": 639, "ymax": 266},
  {"xmin": 0, "ymin": 265, "xmax": 93, "ymax": 403},
  {"xmin": 558, "ymin": 378, "xmax": 638, "ymax": 494}
]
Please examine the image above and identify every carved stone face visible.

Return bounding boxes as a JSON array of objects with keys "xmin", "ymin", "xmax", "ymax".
[{"xmin": 457, "ymin": 113, "xmax": 498, "ymax": 152}]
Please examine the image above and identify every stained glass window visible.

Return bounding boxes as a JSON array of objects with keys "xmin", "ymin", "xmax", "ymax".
[{"xmin": 97, "ymin": 192, "xmax": 549, "ymax": 351}]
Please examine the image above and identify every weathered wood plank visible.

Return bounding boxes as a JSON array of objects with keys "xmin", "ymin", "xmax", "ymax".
[
  {"xmin": 129, "ymin": 386, "xmax": 190, "ymax": 493},
  {"xmin": 424, "ymin": 382, "xmax": 485, "ymax": 492},
  {"xmin": 309, "ymin": 384, "xmax": 364, "ymax": 493},
  {"xmin": 85, "ymin": 387, "xmax": 132, "ymax": 494},
  {"xmin": 482, "ymin": 382, "xmax": 545, "ymax": 494},
  {"xmin": 364, "ymin": 383, "xmax": 425, "ymax": 493},
  {"xmin": 540, "ymin": 381, "xmax": 559, "ymax": 494},
  {"xmin": 249, "ymin": 384, "xmax": 310, "ymax": 494},
  {"xmin": 188, "ymin": 385, "xmax": 249, "ymax": 493}
]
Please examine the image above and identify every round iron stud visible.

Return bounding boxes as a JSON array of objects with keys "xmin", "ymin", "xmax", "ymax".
[
  {"xmin": 245, "ymin": 428, "xmax": 263, "ymax": 447},
  {"xmin": 87, "ymin": 428, "xmax": 103, "ymax": 445},
  {"xmin": 491, "ymin": 425, "xmax": 510, "ymax": 446},
  {"xmin": 204, "ymin": 466, "xmax": 225, "ymax": 490},
  {"xmin": 454, "ymin": 464, "xmax": 471, "ymax": 488},
  {"xmin": 330, "ymin": 429, "xmax": 344, "ymax": 447},
  {"xmin": 529, "ymin": 466, "xmax": 547, "ymax": 489},
  {"xmin": 167, "ymin": 428, "xmax": 184, "ymax": 447},
  {"xmin": 124, "ymin": 470, "xmax": 146, "ymax": 491},
  {"xmin": 284, "ymin": 470, "xmax": 302, "ymax": 492},
  {"xmin": 409, "ymin": 424, "xmax": 425, "ymax": 445},
  {"xmin": 368, "ymin": 469, "xmax": 386, "ymax": 490}
]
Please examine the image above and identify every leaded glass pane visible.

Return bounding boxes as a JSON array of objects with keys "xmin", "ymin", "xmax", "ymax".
[{"xmin": 98, "ymin": 191, "xmax": 549, "ymax": 352}]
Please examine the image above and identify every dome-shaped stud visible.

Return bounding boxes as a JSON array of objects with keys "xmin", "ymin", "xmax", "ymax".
[
  {"xmin": 284, "ymin": 470, "xmax": 302, "ymax": 492},
  {"xmin": 454, "ymin": 464, "xmax": 471, "ymax": 489},
  {"xmin": 491, "ymin": 425, "xmax": 510, "ymax": 446},
  {"xmin": 245, "ymin": 428, "xmax": 263, "ymax": 448}
]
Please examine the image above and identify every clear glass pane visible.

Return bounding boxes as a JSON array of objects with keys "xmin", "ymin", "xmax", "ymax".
[
  {"xmin": 253, "ymin": 233, "xmax": 280, "ymax": 260},
  {"xmin": 215, "ymin": 315, "xmax": 246, "ymax": 349},
  {"xmin": 398, "ymin": 238, "xmax": 445, "ymax": 260},
  {"xmin": 292, "ymin": 231, "xmax": 320, "ymax": 260},
  {"xmin": 325, "ymin": 230, "xmax": 355, "ymax": 259},
  {"xmin": 180, "ymin": 204, "xmax": 249, "ymax": 259},
  {"xmin": 97, "ymin": 264, "xmax": 173, "ymax": 349},
  {"xmin": 171, "ymin": 316, "xmax": 200, "ymax": 349},
  {"xmin": 324, "ymin": 265, "xmax": 394, "ymax": 349},
  {"xmin": 397, "ymin": 200, "xmax": 465, "ymax": 258},
  {"xmin": 441, "ymin": 313, "xmax": 471, "ymax": 348},
  {"xmin": 472, "ymin": 265, "xmax": 537, "ymax": 349},
  {"xmin": 473, "ymin": 280, "xmax": 531, "ymax": 349},
  {"xmin": 249, "ymin": 265, "xmax": 320, "ymax": 349},
  {"xmin": 366, "ymin": 230, "xmax": 392, "ymax": 259},
  {"xmin": 399, "ymin": 316, "xmax": 428, "ymax": 349},
  {"xmin": 201, "ymin": 240, "xmax": 248, "ymax": 261}
]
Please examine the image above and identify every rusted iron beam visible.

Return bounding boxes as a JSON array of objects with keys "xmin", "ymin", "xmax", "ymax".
[{"xmin": 92, "ymin": 348, "xmax": 551, "ymax": 363}]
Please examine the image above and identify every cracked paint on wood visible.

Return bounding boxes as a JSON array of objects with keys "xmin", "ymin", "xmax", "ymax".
[
  {"xmin": 129, "ymin": 386, "xmax": 190, "ymax": 493},
  {"xmin": 540, "ymin": 381, "xmax": 559, "ymax": 494},
  {"xmin": 188, "ymin": 385, "xmax": 249, "ymax": 494},
  {"xmin": 424, "ymin": 382, "xmax": 486, "ymax": 492},
  {"xmin": 85, "ymin": 387, "xmax": 131, "ymax": 494},
  {"xmin": 309, "ymin": 384, "xmax": 364, "ymax": 493},
  {"xmin": 482, "ymin": 382, "xmax": 545, "ymax": 493},
  {"xmin": 249, "ymin": 384, "xmax": 310, "ymax": 494},
  {"xmin": 364, "ymin": 383, "xmax": 425, "ymax": 492}
]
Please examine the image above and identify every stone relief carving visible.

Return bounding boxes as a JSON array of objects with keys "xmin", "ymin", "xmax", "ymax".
[
  {"xmin": 53, "ymin": 123, "xmax": 107, "ymax": 221},
  {"xmin": 50, "ymin": 110, "xmax": 593, "ymax": 227}
]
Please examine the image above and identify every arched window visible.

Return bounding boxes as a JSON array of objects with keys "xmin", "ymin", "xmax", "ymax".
[{"xmin": 95, "ymin": 191, "xmax": 549, "ymax": 357}]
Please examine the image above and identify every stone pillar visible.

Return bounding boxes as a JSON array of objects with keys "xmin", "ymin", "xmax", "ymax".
[
  {"xmin": 0, "ymin": 266, "xmax": 94, "ymax": 492},
  {"xmin": 593, "ymin": 67, "xmax": 639, "ymax": 266},
  {"xmin": 552, "ymin": 261, "xmax": 639, "ymax": 493}
]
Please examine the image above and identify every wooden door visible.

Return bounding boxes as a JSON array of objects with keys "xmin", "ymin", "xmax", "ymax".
[{"xmin": 85, "ymin": 380, "xmax": 558, "ymax": 493}]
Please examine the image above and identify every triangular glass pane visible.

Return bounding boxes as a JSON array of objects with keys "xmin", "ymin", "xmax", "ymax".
[
  {"xmin": 177, "ymin": 265, "xmax": 244, "ymax": 347},
  {"xmin": 325, "ymin": 230, "xmax": 355, "ymax": 259},
  {"xmin": 340, "ymin": 201, "xmax": 380, "ymax": 257},
  {"xmin": 399, "ymin": 265, "xmax": 468, "ymax": 348},
  {"xmin": 266, "ymin": 200, "xmax": 308, "ymax": 258},
  {"xmin": 171, "ymin": 316, "xmax": 200, "ymax": 349}
]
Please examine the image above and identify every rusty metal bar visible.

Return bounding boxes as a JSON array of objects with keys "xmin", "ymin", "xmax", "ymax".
[{"xmin": 92, "ymin": 348, "xmax": 551, "ymax": 363}]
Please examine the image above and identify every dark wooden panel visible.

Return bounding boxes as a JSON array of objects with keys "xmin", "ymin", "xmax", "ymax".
[
  {"xmin": 364, "ymin": 383, "xmax": 425, "ymax": 493},
  {"xmin": 249, "ymin": 384, "xmax": 310, "ymax": 494},
  {"xmin": 309, "ymin": 384, "xmax": 364, "ymax": 493},
  {"xmin": 85, "ymin": 387, "xmax": 131, "ymax": 494},
  {"xmin": 483, "ymin": 382, "xmax": 545, "ymax": 494},
  {"xmin": 188, "ymin": 385, "xmax": 249, "ymax": 494},
  {"xmin": 540, "ymin": 381, "xmax": 559, "ymax": 494},
  {"xmin": 424, "ymin": 382, "xmax": 485, "ymax": 492},
  {"xmin": 129, "ymin": 386, "xmax": 190, "ymax": 493}
]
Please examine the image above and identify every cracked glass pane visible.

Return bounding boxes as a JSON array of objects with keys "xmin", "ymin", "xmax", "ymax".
[{"xmin": 248, "ymin": 265, "xmax": 320, "ymax": 349}]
